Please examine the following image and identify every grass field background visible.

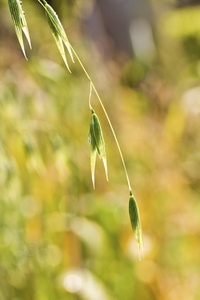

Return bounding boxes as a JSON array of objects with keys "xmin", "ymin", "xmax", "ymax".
[{"xmin": 0, "ymin": 0, "xmax": 200, "ymax": 299}]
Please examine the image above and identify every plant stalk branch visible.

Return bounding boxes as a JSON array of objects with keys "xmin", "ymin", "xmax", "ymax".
[{"xmin": 70, "ymin": 45, "xmax": 132, "ymax": 193}]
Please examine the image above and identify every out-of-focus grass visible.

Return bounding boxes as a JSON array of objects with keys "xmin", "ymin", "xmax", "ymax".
[{"xmin": 1, "ymin": 0, "xmax": 200, "ymax": 299}]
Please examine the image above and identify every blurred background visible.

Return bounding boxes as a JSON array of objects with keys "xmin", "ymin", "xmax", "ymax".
[{"xmin": 1, "ymin": 0, "xmax": 200, "ymax": 299}]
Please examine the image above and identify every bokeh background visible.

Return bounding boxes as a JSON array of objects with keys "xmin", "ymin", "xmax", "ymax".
[{"xmin": 1, "ymin": 0, "xmax": 200, "ymax": 299}]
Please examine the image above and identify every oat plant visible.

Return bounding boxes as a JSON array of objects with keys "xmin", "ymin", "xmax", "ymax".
[{"xmin": 8, "ymin": 0, "xmax": 143, "ymax": 258}]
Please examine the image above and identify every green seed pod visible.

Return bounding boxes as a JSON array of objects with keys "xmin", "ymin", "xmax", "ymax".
[
  {"xmin": 129, "ymin": 192, "xmax": 143, "ymax": 259},
  {"xmin": 91, "ymin": 113, "xmax": 108, "ymax": 177},
  {"xmin": 90, "ymin": 113, "xmax": 101, "ymax": 155},
  {"xmin": 45, "ymin": 3, "xmax": 74, "ymax": 64},
  {"xmin": 46, "ymin": 12, "xmax": 71, "ymax": 72},
  {"xmin": 8, "ymin": 0, "xmax": 20, "ymax": 26},
  {"xmin": 89, "ymin": 111, "xmax": 108, "ymax": 188},
  {"xmin": 45, "ymin": 4, "xmax": 66, "ymax": 41},
  {"xmin": 8, "ymin": 0, "xmax": 31, "ymax": 59}
]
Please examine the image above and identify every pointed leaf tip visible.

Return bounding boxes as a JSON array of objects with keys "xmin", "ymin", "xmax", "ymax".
[{"xmin": 129, "ymin": 194, "xmax": 143, "ymax": 259}]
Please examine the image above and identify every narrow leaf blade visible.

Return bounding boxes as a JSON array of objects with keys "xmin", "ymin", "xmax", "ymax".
[{"xmin": 129, "ymin": 193, "xmax": 143, "ymax": 259}]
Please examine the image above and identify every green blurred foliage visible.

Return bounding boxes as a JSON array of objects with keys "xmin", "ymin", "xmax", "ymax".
[{"xmin": 1, "ymin": 0, "xmax": 200, "ymax": 299}]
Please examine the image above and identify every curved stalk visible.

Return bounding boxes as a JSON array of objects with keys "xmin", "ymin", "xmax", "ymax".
[
  {"xmin": 69, "ymin": 45, "xmax": 132, "ymax": 193},
  {"xmin": 37, "ymin": 0, "xmax": 133, "ymax": 193},
  {"xmin": 36, "ymin": 0, "xmax": 143, "ymax": 257}
]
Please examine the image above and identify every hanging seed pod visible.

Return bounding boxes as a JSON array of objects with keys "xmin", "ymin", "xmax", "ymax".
[
  {"xmin": 89, "ymin": 110, "xmax": 108, "ymax": 188},
  {"xmin": 44, "ymin": 3, "xmax": 74, "ymax": 69},
  {"xmin": 46, "ymin": 12, "xmax": 71, "ymax": 72},
  {"xmin": 8, "ymin": 0, "xmax": 31, "ymax": 59},
  {"xmin": 129, "ymin": 191, "xmax": 143, "ymax": 259}
]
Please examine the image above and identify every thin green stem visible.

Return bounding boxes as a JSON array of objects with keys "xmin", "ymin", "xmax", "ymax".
[
  {"xmin": 37, "ymin": 0, "xmax": 46, "ymax": 9},
  {"xmin": 69, "ymin": 45, "xmax": 132, "ymax": 192},
  {"xmin": 89, "ymin": 82, "xmax": 93, "ymax": 111},
  {"xmin": 36, "ymin": 0, "xmax": 132, "ymax": 193}
]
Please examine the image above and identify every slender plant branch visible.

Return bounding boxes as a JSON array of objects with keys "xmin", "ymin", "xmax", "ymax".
[
  {"xmin": 36, "ymin": 0, "xmax": 131, "ymax": 191},
  {"xmin": 8, "ymin": 0, "xmax": 143, "ymax": 258},
  {"xmin": 69, "ymin": 45, "xmax": 132, "ymax": 192}
]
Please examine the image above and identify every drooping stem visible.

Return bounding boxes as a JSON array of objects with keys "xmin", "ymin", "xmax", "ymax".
[
  {"xmin": 69, "ymin": 45, "xmax": 132, "ymax": 193},
  {"xmin": 36, "ymin": 0, "xmax": 132, "ymax": 194}
]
